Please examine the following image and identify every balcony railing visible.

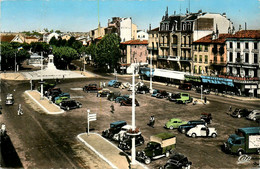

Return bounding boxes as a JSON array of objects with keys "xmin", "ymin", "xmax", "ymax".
[
  {"xmin": 243, "ymin": 49, "xmax": 249, "ymax": 52},
  {"xmin": 252, "ymin": 49, "xmax": 259, "ymax": 53},
  {"xmin": 158, "ymin": 55, "xmax": 167, "ymax": 59},
  {"xmin": 235, "ymin": 48, "xmax": 241, "ymax": 52},
  {"xmin": 171, "ymin": 44, "xmax": 177, "ymax": 48},
  {"xmin": 167, "ymin": 56, "xmax": 180, "ymax": 61},
  {"xmin": 180, "ymin": 57, "xmax": 192, "ymax": 61},
  {"xmin": 181, "ymin": 44, "xmax": 191, "ymax": 48}
]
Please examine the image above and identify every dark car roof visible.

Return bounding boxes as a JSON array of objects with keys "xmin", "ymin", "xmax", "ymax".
[
  {"xmin": 170, "ymin": 154, "xmax": 187, "ymax": 161},
  {"xmin": 189, "ymin": 120, "xmax": 205, "ymax": 123}
]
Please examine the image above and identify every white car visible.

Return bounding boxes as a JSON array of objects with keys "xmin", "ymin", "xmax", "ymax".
[
  {"xmin": 112, "ymin": 125, "xmax": 132, "ymax": 141},
  {"xmin": 246, "ymin": 110, "xmax": 260, "ymax": 121},
  {"xmin": 5, "ymin": 93, "xmax": 14, "ymax": 105},
  {"xmin": 119, "ymin": 82, "xmax": 131, "ymax": 89},
  {"xmin": 186, "ymin": 124, "xmax": 217, "ymax": 138}
]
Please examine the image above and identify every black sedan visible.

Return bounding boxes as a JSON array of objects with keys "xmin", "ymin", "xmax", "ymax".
[
  {"xmin": 160, "ymin": 153, "xmax": 192, "ymax": 169},
  {"xmin": 59, "ymin": 100, "xmax": 82, "ymax": 110},
  {"xmin": 118, "ymin": 135, "xmax": 144, "ymax": 150}
]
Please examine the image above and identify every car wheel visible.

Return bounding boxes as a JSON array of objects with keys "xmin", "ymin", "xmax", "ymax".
[
  {"xmin": 78, "ymin": 104, "xmax": 82, "ymax": 108},
  {"xmin": 169, "ymin": 126, "xmax": 174, "ymax": 130},
  {"xmin": 144, "ymin": 157, "xmax": 151, "ymax": 164},
  {"xmin": 191, "ymin": 133, "xmax": 196, "ymax": 138},
  {"xmin": 253, "ymin": 117, "xmax": 256, "ymax": 121},
  {"xmin": 165, "ymin": 151, "xmax": 170, "ymax": 157},
  {"xmin": 66, "ymin": 106, "xmax": 70, "ymax": 111},
  {"xmin": 211, "ymin": 133, "xmax": 217, "ymax": 138},
  {"xmin": 238, "ymin": 150, "xmax": 244, "ymax": 156},
  {"xmin": 238, "ymin": 115, "xmax": 241, "ymax": 118},
  {"xmin": 139, "ymin": 140, "xmax": 144, "ymax": 145},
  {"xmin": 181, "ymin": 129, "xmax": 186, "ymax": 134}
]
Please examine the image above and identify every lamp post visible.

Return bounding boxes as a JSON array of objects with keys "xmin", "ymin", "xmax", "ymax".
[
  {"xmin": 15, "ymin": 52, "xmax": 17, "ymax": 73},
  {"xmin": 131, "ymin": 66, "xmax": 136, "ymax": 166},
  {"xmin": 40, "ymin": 51, "xmax": 44, "ymax": 100},
  {"xmin": 149, "ymin": 53, "xmax": 153, "ymax": 93},
  {"xmin": 87, "ymin": 109, "xmax": 90, "ymax": 135},
  {"xmin": 201, "ymin": 85, "xmax": 203, "ymax": 101}
]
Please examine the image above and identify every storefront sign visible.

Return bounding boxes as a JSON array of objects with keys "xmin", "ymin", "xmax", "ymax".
[
  {"xmin": 201, "ymin": 76, "xmax": 234, "ymax": 87},
  {"xmin": 184, "ymin": 75, "xmax": 201, "ymax": 82},
  {"xmin": 245, "ymin": 85, "xmax": 257, "ymax": 89},
  {"xmin": 218, "ymin": 75, "xmax": 259, "ymax": 81},
  {"xmin": 234, "ymin": 80, "xmax": 259, "ymax": 84}
]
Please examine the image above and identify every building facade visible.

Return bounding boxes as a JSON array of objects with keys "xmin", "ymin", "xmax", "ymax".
[
  {"xmin": 226, "ymin": 30, "xmax": 260, "ymax": 97},
  {"xmin": 137, "ymin": 30, "xmax": 148, "ymax": 41}
]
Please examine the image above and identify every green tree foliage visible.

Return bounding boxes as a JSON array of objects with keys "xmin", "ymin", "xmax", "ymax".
[
  {"xmin": 49, "ymin": 37, "xmax": 58, "ymax": 46},
  {"xmin": 52, "ymin": 46, "xmax": 78, "ymax": 69},
  {"xmin": 94, "ymin": 33, "xmax": 121, "ymax": 72},
  {"xmin": 67, "ymin": 37, "xmax": 76, "ymax": 47},
  {"xmin": 30, "ymin": 42, "xmax": 50, "ymax": 56}
]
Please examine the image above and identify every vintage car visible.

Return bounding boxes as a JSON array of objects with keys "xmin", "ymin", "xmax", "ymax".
[
  {"xmin": 107, "ymin": 92, "xmax": 121, "ymax": 101},
  {"xmin": 37, "ymin": 82, "xmax": 56, "ymax": 93},
  {"xmin": 178, "ymin": 120, "xmax": 206, "ymax": 134},
  {"xmin": 97, "ymin": 88, "xmax": 113, "ymax": 97},
  {"xmin": 83, "ymin": 84, "xmax": 101, "ymax": 93},
  {"xmin": 230, "ymin": 108, "xmax": 251, "ymax": 118},
  {"xmin": 246, "ymin": 110, "xmax": 260, "ymax": 121},
  {"xmin": 102, "ymin": 121, "xmax": 127, "ymax": 139},
  {"xmin": 54, "ymin": 93, "xmax": 70, "ymax": 101},
  {"xmin": 5, "ymin": 93, "xmax": 14, "ymax": 105},
  {"xmin": 113, "ymin": 82, "xmax": 122, "ymax": 88},
  {"xmin": 136, "ymin": 85, "xmax": 150, "ymax": 94},
  {"xmin": 176, "ymin": 93, "xmax": 193, "ymax": 104},
  {"xmin": 186, "ymin": 124, "xmax": 217, "ymax": 138},
  {"xmin": 46, "ymin": 87, "xmax": 62, "ymax": 97},
  {"xmin": 115, "ymin": 95, "xmax": 129, "ymax": 103},
  {"xmin": 160, "ymin": 153, "xmax": 192, "ymax": 169},
  {"xmin": 178, "ymin": 83, "xmax": 192, "ymax": 90},
  {"xmin": 112, "ymin": 125, "xmax": 132, "ymax": 141},
  {"xmin": 55, "ymin": 96, "xmax": 69, "ymax": 105},
  {"xmin": 156, "ymin": 90, "xmax": 168, "ymax": 99},
  {"xmin": 118, "ymin": 134, "xmax": 145, "ymax": 150},
  {"xmin": 59, "ymin": 100, "xmax": 82, "ymax": 110},
  {"xmin": 165, "ymin": 118, "xmax": 187, "ymax": 130},
  {"xmin": 119, "ymin": 82, "xmax": 131, "ymax": 89},
  {"xmin": 168, "ymin": 92, "xmax": 181, "ymax": 102},
  {"xmin": 120, "ymin": 98, "xmax": 140, "ymax": 106},
  {"xmin": 200, "ymin": 113, "xmax": 212, "ymax": 124},
  {"xmin": 108, "ymin": 80, "xmax": 118, "ymax": 87},
  {"xmin": 151, "ymin": 89, "xmax": 160, "ymax": 97}
]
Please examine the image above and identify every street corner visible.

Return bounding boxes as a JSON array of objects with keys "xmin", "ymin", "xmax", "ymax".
[{"xmin": 25, "ymin": 90, "xmax": 64, "ymax": 114}]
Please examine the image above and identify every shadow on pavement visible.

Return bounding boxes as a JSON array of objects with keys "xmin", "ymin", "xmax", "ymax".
[{"xmin": 1, "ymin": 134, "xmax": 23, "ymax": 168}]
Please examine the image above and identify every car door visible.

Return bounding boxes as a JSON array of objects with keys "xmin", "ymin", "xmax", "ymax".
[
  {"xmin": 200, "ymin": 127, "xmax": 207, "ymax": 136},
  {"xmin": 173, "ymin": 121, "xmax": 178, "ymax": 128},
  {"xmin": 154, "ymin": 144, "xmax": 162, "ymax": 156}
]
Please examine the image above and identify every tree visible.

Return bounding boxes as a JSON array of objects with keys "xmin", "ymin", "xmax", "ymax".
[
  {"xmin": 55, "ymin": 30, "xmax": 61, "ymax": 34},
  {"xmin": 52, "ymin": 46, "xmax": 78, "ymax": 69},
  {"xmin": 72, "ymin": 41, "xmax": 83, "ymax": 53},
  {"xmin": 67, "ymin": 37, "xmax": 76, "ymax": 47},
  {"xmin": 49, "ymin": 37, "xmax": 58, "ymax": 46},
  {"xmin": 30, "ymin": 42, "xmax": 50, "ymax": 56},
  {"xmin": 95, "ymin": 33, "xmax": 121, "ymax": 72}
]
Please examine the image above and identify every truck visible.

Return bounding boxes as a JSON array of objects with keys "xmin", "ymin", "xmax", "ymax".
[
  {"xmin": 176, "ymin": 93, "xmax": 193, "ymax": 104},
  {"xmin": 136, "ymin": 133, "xmax": 176, "ymax": 164},
  {"xmin": 223, "ymin": 127, "xmax": 260, "ymax": 155}
]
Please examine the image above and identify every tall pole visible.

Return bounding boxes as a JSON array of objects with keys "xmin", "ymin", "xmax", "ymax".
[
  {"xmin": 40, "ymin": 52, "xmax": 43, "ymax": 100},
  {"xmin": 15, "ymin": 52, "xmax": 17, "ymax": 73},
  {"xmin": 131, "ymin": 67, "xmax": 136, "ymax": 166},
  {"xmin": 149, "ymin": 53, "xmax": 153, "ymax": 92},
  {"xmin": 83, "ymin": 55, "xmax": 86, "ymax": 72},
  {"xmin": 201, "ymin": 85, "xmax": 203, "ymax": 101}
]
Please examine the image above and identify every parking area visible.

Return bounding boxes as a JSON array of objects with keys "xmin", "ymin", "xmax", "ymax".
[{"xmin": 53, "ymin": 77, "xmax": 259, "ymax": 169}]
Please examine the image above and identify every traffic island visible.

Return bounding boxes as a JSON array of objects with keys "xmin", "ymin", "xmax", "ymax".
[
  {"xmin": 25, "ymin": 90, "xmax": 64, "ymax": 114},
  {"xmin": 77, "ymin": 133, "xmax": 147, "ymax": 169}
]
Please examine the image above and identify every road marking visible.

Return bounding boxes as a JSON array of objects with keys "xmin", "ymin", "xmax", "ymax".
[
  {"xmin": 70, "ymin": 96, "xmax": 84, "ymax": 99},
  {"xmin": 70, "ymin": 88, "xmax": 83, "ymax": 91}
]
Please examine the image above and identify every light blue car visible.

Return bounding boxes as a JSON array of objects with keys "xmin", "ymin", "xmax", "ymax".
[{"xmin": 108, "ymin": 80, "xmax": 118, "ymax": 87}]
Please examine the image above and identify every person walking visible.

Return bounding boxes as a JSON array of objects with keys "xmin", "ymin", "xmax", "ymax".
[
  {"xmin": 17, "ymin": 104, "xmax": 23, "ymax": 115},
  {"xmin": 204, "ymin": 96, "xmax": 207, "ymax": 104},
  {"xmin": 110, "ymin": 103, "xmax": 115, "ymax": 113},
  {"xmin": 148, "ymin": 115, "xmax": 155, "ymax": 128}
]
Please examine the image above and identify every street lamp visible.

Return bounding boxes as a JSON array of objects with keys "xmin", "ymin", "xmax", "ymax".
[
  {"xmin": 131, "ymin": 66, "xmax": 137, "ymax": 166},
  {"xmin": 15, "ymin": 47, "xmax": 23, "ymax": 73},
  {"xmin": 150, "ymin": 53, "xmax": 153, "ymax": 92},
  {"xmin": 40, "ymin": 51, "xmax": 44, "ymax": 100},
  {"xmin": 201, "ymin": 85, "xmax": 203, "ymax": 101}
]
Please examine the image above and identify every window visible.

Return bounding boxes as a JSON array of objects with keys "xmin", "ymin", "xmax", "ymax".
[
  {"xmin": 237, "ymin": 53, "xmax": 241, "ymax": 59},
  {"xmin": 245, "ymin": 53, "xmax": 249, "ymax": 63},
  {"xmin": 199, "ymin": 45, "xmax": 202, "ymax": 51},
  {"xmin": 138, "ymin": 35, "xmax": 140, "ymax": 38},
  {"xmin": 143, "ymin": 35, "xmax": 145, "ymax": 38},
  {"xmin": 237, "ymin": 42, "xmax": 240, "ymax": 49},
  {"xmin": 214, "ymin": 56, "xmax": 217, "ymax": 62},
  {"xmin": 199, "ymin": 55, "xmax": 202, "ymax": 63},
  {"xmin": 254, "ymin": 54, "xmax": 258, "ymax": 63},
  {"xmin": 229, "ymin": 42, "xmax": 233, "ymax": 48},
  {"xmin": 194, "ymin": 45, "xmax": 197, "ymax": 50},
  {"xmin": 205, "ymin": 45, "xmax": 208, "ymax": 51},
  {"xmin": 205, "ymin": 55, "xmax": 208, "ymax": 63},
  {"xmin": 221, "ymin": 57, "xmax": 224, "ymax": 62},
  {"xmin": 194, "ymin": 55, "xmax": 197, "ymax": 62},
  {"xmin": 229, "ymin": 52, "xmax": 233, "ymax": 62},
  {"xmin": 254, "ymin": 42, "xmax": 258, "ymax": 49},
  {"xmin": 245, "ymin": 42, "xmax": 249, "ymax": 49}
]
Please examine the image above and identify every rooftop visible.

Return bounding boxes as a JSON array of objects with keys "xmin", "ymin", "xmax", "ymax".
[
  {"xmin": 121, "ymin": 39, "xmax": 148, "ymax": 45},
  {"xmin": 193, "ymin": 33, "xmax": 233, "ymax": 44},
  {"xmin": 229, "ymin": 30, "xmax": 260, "ymax": 39},
  {"xmin": 0, "ymin": 35, "xmax": 15, "ymax": 42}
]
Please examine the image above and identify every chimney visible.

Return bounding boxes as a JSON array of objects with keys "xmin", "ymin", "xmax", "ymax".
[
  {"xmin": 222, "ymin": 12, "xmax": 226, "ymax": 17},
  {"xmin": 245, "ymin": 22, "xmax": 247, "ymax": 30},
  {"xmin": 149, "ymin": 24, "xmax": 151, "ymax": 31},
  {"xmin": 239, "ymin": 25, "xmax": 242, "ymax": 31}
]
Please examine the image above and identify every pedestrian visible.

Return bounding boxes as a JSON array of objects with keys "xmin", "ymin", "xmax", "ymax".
[
  {"xmin": 17, "ymin": 104, "xmax": 23, "ymax": 115},
  {"xmin": 206, "ymin": 126, "xmax": 209, "ymax": 137},
  {"xmin": 229, "ymin": 106, "xmax": 232, "ymax": 112},
  {"xmin": 110, "ymin": 103, "xmax": 115, "ymax": 113},
  {"xmin": 204, "ymin": 96, "xmax": 207, "ymax": 104},
  {"xmin": 103, "ymin": 82, "xmax": 106, "ymax": 88},
  {"xmin": 148, "ymin": 115, "xmax": 155, "ymax": 128}
]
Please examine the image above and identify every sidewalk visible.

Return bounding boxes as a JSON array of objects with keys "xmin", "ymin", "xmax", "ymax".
[
  {"xmin": 25, "ymin": 90, "xmax": 64, "ymax": 114},
  {"xmin": 77, "ymin": 133, "xmax": 147, "ymax": 169}
]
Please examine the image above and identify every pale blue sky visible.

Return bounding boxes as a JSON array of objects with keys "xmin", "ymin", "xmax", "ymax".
[{"xmin": 1, "ymin": 0, "xmax": 259, "ymax": 32}]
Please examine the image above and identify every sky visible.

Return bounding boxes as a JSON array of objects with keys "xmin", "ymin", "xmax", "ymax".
[{"xmin": 1, "ymin": 0, "xmax": 260, "ymax": 32}]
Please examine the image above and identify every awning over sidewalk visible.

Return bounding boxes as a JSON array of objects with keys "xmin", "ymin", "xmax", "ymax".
[
  {"xmin": 201, "ymin": 76, "xmax": 234, "ymax": 87},
  {"xmin": 153, "ymin": 69, "xmax": 189, "ymax": 80},
  {"xmin": 185, "ymin": 75, "xmax": 202, "ymax": 82}
]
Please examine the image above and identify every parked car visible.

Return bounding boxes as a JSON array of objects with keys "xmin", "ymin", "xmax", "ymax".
[
  {"xmin": 54, "ymin": 93, "xmax": 70, "ymax": 101},
  {"xmin": 47, "ymin": 87, "xmax": 62, "ymax": 97},
  {"xmin": 230, "ymin": 108, "xmax": 251, "ymax": 118},
  {"xmin": 119, "ymin": 82, "xmax": 131, "ymax": 89},
  {"xmin": 136, "ymin": 133, "xmax": 176, "ymax": 164},
  {"xmin": 137, "ymin": 85, "xmax": 150, "ymax": 94},
  {"xmin": 176, "ymin": 93, "xmax": 193, "ymax": 104},
  {"xmin": 113, "ymin": 82, "xmax": 122, "ymax": 88},
  {"xmin": 118, "ymin": 134, "xmax": 145, "ymax": 150},
  {"xmin": 178, "ymin": 120, "xmax": 206, "ymax": 134},
  {"xmin": 200, "ymin": 113, "xmax": 212, "ymax": 124},
  {"xmin": 112, "ymin": 124, "xmax": 132, "ymax": 141},
  {"xmin": 59, "ymin": 100, "xmax": 82, "ymax": 110},
  {"xmin": 37, "ymin": 82, "xmax": 56, "ymax": 93},
  {"xmin": 102, "ymin": 121, "xmax": 127, "ymax": 139},
  {"xmin": 246, "ymin": 110, "xmax": 260, "ymax": 121},
  {"xmin": 160, "ymin": 153, "xmax": 192, "ymax": 169},
  {"xmin": 120, "ymin": 98, "xmax": 140, "ymax": 106},
  {"xmin": 156, "ymin": 90, "xmax": 168, "ymax": 99},
  {"xmin": 108, "ymin": 80, "xmax": 118, "ymax": 87},
  {"xmin": 186, "ymin": 124, "xmax": 217, "ymax": 138},
  {"xmin": 97, "ymin": 88, "xmax": 112, "ymax": 97},
  {"xmin": 151, "ymin": 89, "xmax": 160, "ymax": 97},
  {"xmin": 168, "ymin": 93, "xmax": 181, "ymax": 102},
  {"xmin": 5, "ymin": 93, "xmax": 14, "ymax": 105},
  {"xmin": 83, "ymin": 84, "xmax": 101, "ymax": 93},
  {"xmin": 115, "ymin": 95, "xmax": 129, "ymax": 103},
  {"xmin": 107, "ymin": 92, "xmax": 121, "ymax": 101},
  {"xmin": 178, "ymin": 83, "xmax": 192, "ymax": 90},
  {"xmin": 55, "ymin": 96, "xmax": 69, "ymax": 105},
  {"xmin": 165, "ymin": 118, "xmax": 187, "ymax": 130}
]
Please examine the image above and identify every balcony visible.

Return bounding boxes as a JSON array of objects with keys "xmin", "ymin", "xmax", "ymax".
[
  {"xmin": 171, "ymin": 44, "xmax": 178, "ymax": 48},
  {"xmin": 158, "ymin": 55, "xmax": 167, "ymax": 59},
  {"xmin": 181, "ymin": 44, "xmax": 191, "ymax": 48},
  {"xmin": 243, "ymin": 48, "xmax": 249, "ymax": 53},
  {"xmin": 148, "ymin": 46, "xmax": 158, "ymax": 50},
  {"xmin": 227, "ymin": 48, "xmax": 233, "ymax": 52},
  {"xmin": 235, "ymin": 48, "xmax": 241, "ymax": 52},
  {"xmin": 210, "ymin": 60, "xmax": 226, "ymax": 66},
  {"xmin": 180, "ymin": 57, "xmax": 192, "ymax": 61},
  {"xmin": 160, "ymin": 44, "xmax": 169, "ymax": 48},
  {"xmin": 252, "ymin": 49, "xmax": 259, "ymax": 53},
  {"xmin": 148, "ymin": 54, "xmax": 158, "ymax": 61},
  {"xmin": 167, "ymin": 56, "xmax": 180, "ymax": 61}
]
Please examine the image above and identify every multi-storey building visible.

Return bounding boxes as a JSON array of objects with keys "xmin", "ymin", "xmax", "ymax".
[
  {"xmin": 193, "ymin": 32, "xmax": 232, "ymax": 75},
  {"xmin": 226, "ymin": 30, "xmax": 260, "ymax": 97}
]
